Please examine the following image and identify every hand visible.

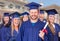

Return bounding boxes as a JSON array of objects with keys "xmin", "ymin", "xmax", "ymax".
[{"xmin": 39, "ymin": 30, "xmax": 45, "ymax": 40}]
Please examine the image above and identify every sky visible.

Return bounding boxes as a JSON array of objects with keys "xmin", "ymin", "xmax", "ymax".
[{"xmin": 28, "ymin": 0, "xmax": 60, "ymax": 6}]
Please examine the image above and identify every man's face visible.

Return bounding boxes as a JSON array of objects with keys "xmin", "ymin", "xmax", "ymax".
[{"xmin": 29, "ymin": 9, "xmax": 39, "ymax": 20}]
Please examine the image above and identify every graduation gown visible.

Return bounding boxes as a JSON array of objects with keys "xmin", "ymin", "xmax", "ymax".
[
  {"xmin": 1, "ymin": 25, "xmax": 19, "ymax": 41},
  {"xmin": 0, "ymin": 25, "xmax": 2, "ymax": 41},
  {"xmin": 9, "ymin": 30, "xmax": 19, "ymax": 41},
  {"xmin": 46, "ymin": 23, "xmax": 60, "ymax": 41},
  {"xmin": 58, "ymin": 25, "xmax": 60, "ymax": 41},
  {"xmin": 1, "ymin": 25, "xmax": 11, "ymax": 41},
  {"xmin": 40, "ymin": 19, "xmax": 47, "ymax": 23},
  {"xmin": 0, "ymin": 24, "xmax": 2, "ymax": 41},
  {"xmin": 16, "ymin": 19, "xmax": 48, "ymax": 41}
]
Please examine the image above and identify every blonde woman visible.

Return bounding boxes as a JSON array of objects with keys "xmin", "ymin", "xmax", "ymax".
[
  {"xmin": 46, "ymin": 9, "xmax": 60, "ymax": 41},
  {"xmin": 9, "ymin": 12, "xmax": 21, "ymax": 41}
]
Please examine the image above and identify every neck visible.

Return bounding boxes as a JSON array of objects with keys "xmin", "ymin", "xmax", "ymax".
[
  {"xmin": 30, "ymin": 18, "xmax": 38, "ymax": 23},
  {"xmin": 14, "ymin": 26, "xmax": 19, "ymax": 32},
  {"xmin": 50, "ymin": 22, "xmax": 54, "ymax": 24}
]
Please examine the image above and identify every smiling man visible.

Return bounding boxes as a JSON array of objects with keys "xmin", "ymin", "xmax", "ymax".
[{"xmin": 16, "ymin": 2, "xmax": 47, "ymax": 41}]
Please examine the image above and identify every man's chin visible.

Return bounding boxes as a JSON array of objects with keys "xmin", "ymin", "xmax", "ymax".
[{"xmin": 31, "ymin": 18, "xmax": 37, "ymax": 20}]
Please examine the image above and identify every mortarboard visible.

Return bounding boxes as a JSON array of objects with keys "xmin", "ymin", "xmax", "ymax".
[
  {"xmin": 40, "ymin": 10, "xmax": 44, "ymax": 14},
  {"xmin": 45, "ymin": 9, "xmax": 58, "ymax": 15},
  {"xmin": 10, "ymin": 12, "xmax": 20, "ymax": 18},
  {"xmin": 21, "ymin": 12, "xmax": 29, "ymax": 16},
  {"xmin": 25, "ymin": 2, "xmax": 41, "ymax": 10},
  {"xmin": 4, "ymin": 13, "xmax": 10, "ymax": 16}
]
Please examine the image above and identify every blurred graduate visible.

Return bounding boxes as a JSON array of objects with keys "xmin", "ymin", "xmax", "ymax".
[
  {"xmin": 8, "ymin": 12, "xmax": 21, "ymax": 41},
  {"xmin": 45, "ymin": 9, "xmax": 60, "ymax": 41},
  {"xmin": 16, "ymin": 2, "xmax": 48, "ymax": 41},
  {"xmin": 39, "ymin": 10, "xmax": 47, "ymax": 23},
  {"xmin": 0, "ymin": 13, "xmax": 11, "ymax": 41},
  {"xmin": 21, "ymin": 12, "xmax": 29, "ymax": 22}
]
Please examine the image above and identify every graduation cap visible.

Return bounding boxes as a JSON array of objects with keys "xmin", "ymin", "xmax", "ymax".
[
  {"xmin": 45, "ymin": 9, "xmax": 58, "ymax": 15},
  {"xmin": 21, "ymin": 12, "xmax": 29, "ymax": 16},
  {"xmin": 10, "ymin": 12, "xmax": 20, "ymax": 18},
  {"xmin": 4, "ymin": 13, "xmax": 10, "ymax": 16},
  {"xmin": 25, "ymin": 2, "xmax": 41, "ymax": 10},
  {"xmin": 40, "ymin": 10, "xmax": 45, "ymax": 14}
]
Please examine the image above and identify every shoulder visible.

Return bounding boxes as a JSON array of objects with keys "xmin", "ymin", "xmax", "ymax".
[
  {"xmin": 0, "ymin": 24, "xmax": 4, "ymax": 28},
  {"xmin": 54, "ymin": 23, "xmax": 60, "ymax": 27}
]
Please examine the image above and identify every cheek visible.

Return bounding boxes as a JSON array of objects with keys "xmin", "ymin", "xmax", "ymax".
[
  {"xmin": 14, "ymin": 19, "xmax": 20, "ymax": 24},
  {"xmin": 40, "ymin": 14, "xmax": 43, "ymax": 17},
  {"xmin": 49, "ymin": 17, "xmax": 54, "ymax": 22},
  {"xmin": 35, "ymin": 12, "xmax": 38, "ymax": 15},
  {"xmin": 4, "ymin": 18, "xmax": 9, "ymax": 21}
]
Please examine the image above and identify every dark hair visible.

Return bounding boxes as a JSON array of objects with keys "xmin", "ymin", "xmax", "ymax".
[{"xmin": 2, "ymin": 16, "xmax": 11, "ymax": 27}]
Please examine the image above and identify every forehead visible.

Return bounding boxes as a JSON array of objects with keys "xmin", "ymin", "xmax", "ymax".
[
  {"xmin": 49, "ymin": 15, "xmax": 55, "ymax": 17},
  {"xmin": 13, "ymin": 18, "xmax": 20, "ymax": 19},
  {"xmin": 29, "ymin": 9, "xmax": 38, "ymax": 12}
]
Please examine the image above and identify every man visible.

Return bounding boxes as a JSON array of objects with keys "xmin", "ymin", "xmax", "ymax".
[
  {"xmin": 39, "ymin": 10, "xmax": 46, "ymax": 23},
  {"xmin": 16, "ymin": 2, "xmax": 47, "ymax": 41}
]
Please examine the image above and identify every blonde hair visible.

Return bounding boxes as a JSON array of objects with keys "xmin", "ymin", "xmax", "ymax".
[
  {"xmin": 47, "ymin": 15, "xmax": 55, "ymax": 35},
  {"xmin": 11, "ymin": 19, "xmax": 21, "ymax": 36}
]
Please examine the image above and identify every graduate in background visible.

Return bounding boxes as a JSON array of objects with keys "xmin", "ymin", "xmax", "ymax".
[
  {"xmin": 9, "ymin": 12, "xmax": 21, "ymax": 41},
  {"xmin": 1, "ymin": 13, "xmax": 11, "ymax": 41},
  {"xmin": 46, "ymin": 9, "xmax": 60, "ymax": 41},
  {"xmin": 21, "ymin": 12, "xmax": 29, "ymax": 22},
  {"xmin": 1, "ymin": 13, "xmax": 11, "ymax": 28},
  {"xmin": 16, "ymin": 2, "xmax": 48, "ymax": 41},
  {"xmin": 39, "ymin": 10, "xmax": 46, "ymax": 23}
]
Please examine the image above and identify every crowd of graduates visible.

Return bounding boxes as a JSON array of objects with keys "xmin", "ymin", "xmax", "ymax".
[{"xmin": 0, "ymin": 2, "xmax": 60, "ymax": 41}]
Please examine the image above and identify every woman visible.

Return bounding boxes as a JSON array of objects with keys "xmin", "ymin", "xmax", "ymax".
[
  {"xmin": 1, "ymin": 12, "xmax": 11, "ymax": 41},
  {"xmin": 21, "ymin": 12, "xmax": 29, "ymax": 22},
  {"xmin": 2, "ymin": 13, "xmax": 11, "ymax": 27},
  {"xmin": 9, "ymin": 12, "xmax": 21, "ymax": 41},
  {"xmin": 46, "ymin": 9, "xmax": 60, "ymax": 41}
]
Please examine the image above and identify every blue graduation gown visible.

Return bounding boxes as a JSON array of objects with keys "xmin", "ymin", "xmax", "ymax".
[
  {"xmin": 9, "ymin": 30, "xmax": 19, "ymax": 41},
  {"xmin": 1, "ymin": 25, "xmax": 19, "ymax": 41},
  {"xmin": 0, "ymin": 28, "xmax": 2, "ymax": 41},
  {"xmin": 40, "ymin": 19, "xmax": 47, "ymax": 23},
  {"xmin": 1, "ymin": 25, "xmax": 11, "ymax": 41},
  {"xmin": 16, "ymin": 19, "xmax": 48, "ymax": 41},
  {"xmin": 46, "ymin": 23, "xmax": 60, "ymax": 41}
]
